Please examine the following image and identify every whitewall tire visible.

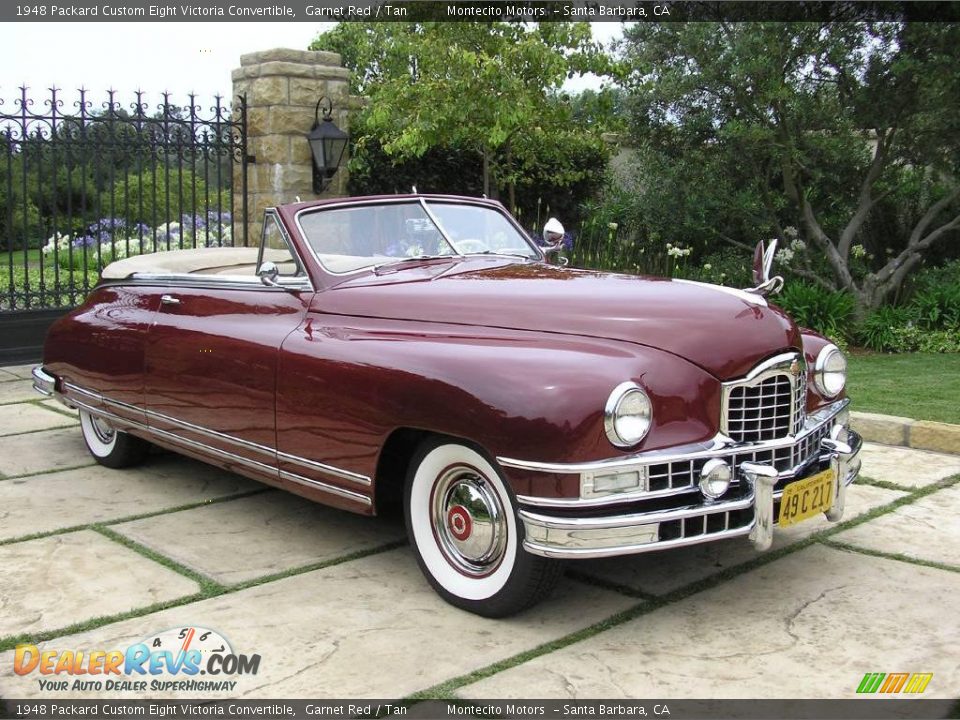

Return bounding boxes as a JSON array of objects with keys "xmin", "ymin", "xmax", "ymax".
[
  {"xmin": 79, "ymin": 410, "xmax": 150, "ymax": 468},
  {"xmin": 404, "ymin": 438, "xmax": 562, "ymax": 617}
]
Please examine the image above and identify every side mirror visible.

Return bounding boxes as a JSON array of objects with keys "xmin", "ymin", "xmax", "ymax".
[
  {"xmin": 258, "ymin": 261, "xmax": 280, "ymax": 287},
  {"xmin": 746, "ymin": 239, "xmax": 784, "ymax": 296},
  {"xmin": 541, "ymin": 217, "xmax": 566, "ymax": 257}
]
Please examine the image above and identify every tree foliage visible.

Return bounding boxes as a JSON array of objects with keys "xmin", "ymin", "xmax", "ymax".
[
  {"xmin": 311, "ymin": 22, "xmax": 611, "ymax": 215},
  {"xmin": 617, "ymin": 21, "xmax": 960, "ymax": 311}
]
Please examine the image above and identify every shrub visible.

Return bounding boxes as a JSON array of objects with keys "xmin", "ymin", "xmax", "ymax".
[
  {"xmin": 884, "ymin": 326, "xmax": 960, "ymax": 353},
  {"xmin": 774, "ymin": 282, "xmax": 856, "ymax": 344},
  {"xmin": 101, "ymin": 167, "xmax": 211, "ymax": 227},
  {"xmin": 910, "ymin": 283, "xmax": 960, "ymax": 331},
  {"xmin": 680, "ymin": 248, "xmax": 753, "ymax": 288},
  {"xmin": 859, "ymin": 306, "xmax": 916, "ymax": 352}
]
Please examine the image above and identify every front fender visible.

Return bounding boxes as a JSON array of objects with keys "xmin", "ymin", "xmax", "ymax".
[{"xmin": 276, "ymin": 314, "xmax": 722, "ymax": 485}]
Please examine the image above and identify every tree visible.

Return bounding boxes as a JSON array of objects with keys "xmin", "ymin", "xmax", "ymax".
[
  {"xmin": 618, "ymin": 21, "xmax": 960, "ymax": 312},
  {"xmin": 311, "ymin": 22, "xmax": 608, "ymax": 209}
]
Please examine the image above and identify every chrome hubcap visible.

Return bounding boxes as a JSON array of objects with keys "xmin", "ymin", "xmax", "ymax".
[
  {"xmin": 90, "ymin": 415, "xmax": 116, "ymax": 444},
  {"xmin": 432, "ymin": 466, "xmax": 507, "ymax": 577}
]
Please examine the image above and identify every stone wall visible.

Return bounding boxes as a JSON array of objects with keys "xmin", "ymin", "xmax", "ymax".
[{"xmin": 232, "ymin": 48, "xmax": 356, "ymax": 247}]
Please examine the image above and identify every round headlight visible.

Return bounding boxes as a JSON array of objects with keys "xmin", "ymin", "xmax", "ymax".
[
  {"xmin": 814, "ymin": 344, "xmax": 847, "ymax": 398},
  {"xmin": 604, "ymin": 382, "xmax": 653, "ymax": 448}
]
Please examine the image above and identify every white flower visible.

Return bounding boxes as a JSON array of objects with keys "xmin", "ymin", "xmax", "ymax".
[
  {"xmin": 783, "ymin": 226, "xmax": 799, "ymax": 239},
  {"xmin": 851, "ymin": 244, "xmax": 867, "ymax": 259},
  {"xmin": 42, "ymin": 232, "xmax": 71, "ymax": 255},
  {"xmin": 776, "ymin": 248, "xmax": 795, "ymax": 263},
  {"xmin": 607, "ymin": 222, "xmax": 618, "ymax": 230},
  {"xmin": 790, "ymin": 239, "xmax": 806, "ymax": 252},
  {"xmin": 704, "ymin": 263, "xmax": 712, "ymax": 271}
]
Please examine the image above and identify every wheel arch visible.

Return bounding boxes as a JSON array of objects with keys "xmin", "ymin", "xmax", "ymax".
[{"xmin": 373, "ymin": 427, "xmax": 504, "ymax": 515}]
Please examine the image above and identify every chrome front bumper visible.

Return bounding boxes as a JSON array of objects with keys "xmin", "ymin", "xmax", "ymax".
[{"xmin": 515, "ymin": 414, "xmax": 863, "ymax": 560}]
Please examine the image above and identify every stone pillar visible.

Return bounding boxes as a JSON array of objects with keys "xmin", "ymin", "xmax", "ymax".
[{"xmin": 231, "ymin": 48, "xmax": 354, "ymax": 247}]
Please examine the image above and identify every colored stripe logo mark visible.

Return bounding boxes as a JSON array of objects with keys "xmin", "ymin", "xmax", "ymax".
[{"xmin": 857, "ymin": 672, "xmax": 933, "ymax": 694}]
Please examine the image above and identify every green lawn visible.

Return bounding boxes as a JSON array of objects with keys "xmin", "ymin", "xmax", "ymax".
[
  {"xmin": 847, "ymin": 351, "xmax": 960, "ymax": 425},
  {"xmin": 2, "ymin": 249, "xmax": 42, "ymax": 268}
]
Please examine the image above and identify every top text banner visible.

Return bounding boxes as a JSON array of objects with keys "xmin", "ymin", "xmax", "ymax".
[{"xmin": 5, "ymin": 1, "xmax": 959, "ymax": 23}]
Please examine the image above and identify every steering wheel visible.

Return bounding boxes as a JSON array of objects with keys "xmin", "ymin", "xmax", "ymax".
[{"xmin": 454, "ymin": 238, "xmax": 491, "ymax": 254}]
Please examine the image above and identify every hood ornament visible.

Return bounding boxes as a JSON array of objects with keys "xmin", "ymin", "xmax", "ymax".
[{"xmin": 745, "ymin": 239, "xmax": 784, "ymax": 296}]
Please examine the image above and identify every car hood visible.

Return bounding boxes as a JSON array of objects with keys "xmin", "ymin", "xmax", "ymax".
[{"xmin": 319, "ymin": 260, "xmax": 801, "ymax": 380}]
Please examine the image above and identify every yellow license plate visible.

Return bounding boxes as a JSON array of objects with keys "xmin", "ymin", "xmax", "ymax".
[{"xmin": 778, "ymin": 468, "xmax": 835, "ymax": 527}]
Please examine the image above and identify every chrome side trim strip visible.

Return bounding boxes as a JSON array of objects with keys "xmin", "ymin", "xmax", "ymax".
[
  {"xmin": 64, "ymin": 382, "xmax": 101, "ymax": 402},
  {"xmin": 278, "ymin": 469, "xmax": 372, "ymax": 505},
  {"xmin": 70, "ymin": 396, "xmax": 275, "ymax": 475},
  {"xmin": 125, "ymin": 273, "xmax": 313, "ymax": 292},
  {"xmin": 276, "ymin": 451, "xmax": 372, "ymax": 486},
  {"xmin": 147, "ymin": 406, "xmax": 279, "ymax": 456},
  {"xmin": 68, "ymin": 397, "xmax": 372, "ymax": 509},
  {"xmin": 61, "ymin": 382, "xmax": 372, "ymax": 488},
  {"xmin": 501, "ymin": 399, "xmax": 848, "ymax": 475},
  {"xmin": 104, "ymin": 397, "xmax": 145, "ymax": 415}
]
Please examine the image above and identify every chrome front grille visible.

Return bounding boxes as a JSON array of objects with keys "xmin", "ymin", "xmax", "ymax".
[
  {"xmin": 722, "ymin": 354, "xmax": 806, "ymax": 443},
  {"xmin": 727, "ymin": 374, "xmax": 793, "ymax": 441},
  {"xmin": 646, "ymin": 417, "xmax": 832, "ymax": 493},
  {"xmin": 659, "ymin": 506, "xmax": 753, "ymax": 542}
]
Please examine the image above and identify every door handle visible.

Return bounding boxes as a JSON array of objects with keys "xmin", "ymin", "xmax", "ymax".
[{"xmin": 160, "ymin": 295, "xmax": 181, "ymax": 306}]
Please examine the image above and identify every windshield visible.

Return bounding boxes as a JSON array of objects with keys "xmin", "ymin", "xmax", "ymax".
[
  {"xmin": 428, "ymin": 203, "xmax": 538, "ymax": 259},
  {"xmin": 297, "ymin": 200, "xmax": 538, "ymax": 274}
]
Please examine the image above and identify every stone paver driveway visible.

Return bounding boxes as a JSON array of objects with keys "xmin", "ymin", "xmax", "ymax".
[{"xmin": 1, "ymin": 362, "xmax": 958, "ymax": 701}]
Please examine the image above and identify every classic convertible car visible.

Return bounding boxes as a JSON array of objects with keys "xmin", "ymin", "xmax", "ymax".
[{"xmin": 33, "ymin": 194, "xmax": 862, "ymax": 617}]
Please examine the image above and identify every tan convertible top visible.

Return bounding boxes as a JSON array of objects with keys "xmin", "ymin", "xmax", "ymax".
[
  {"xmin": 102, "ymin": 247, "xmax": 402, "ymax": 278},
  {"xmin": 101, "ymin": 247, "xmax": 275, "ymax": 279}
]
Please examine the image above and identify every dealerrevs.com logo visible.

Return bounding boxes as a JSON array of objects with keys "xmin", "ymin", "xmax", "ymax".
[{"xmin": 14, "ymin": 627, "xmax": 261, "ymax": 693}]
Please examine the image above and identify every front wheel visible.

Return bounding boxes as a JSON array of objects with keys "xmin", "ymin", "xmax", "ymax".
[
  {"xmin": 404, "ymin": 439, "xmax": 562, "ymax": 617},
  {"xmin": 79, "ymin": 410, "xmax": 151, "ymax": 469}
]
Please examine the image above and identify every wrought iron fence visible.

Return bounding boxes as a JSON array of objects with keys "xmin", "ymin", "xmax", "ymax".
[{"xmin": 1, "ymin": 87, "xmax": 248, "ymax": 311}]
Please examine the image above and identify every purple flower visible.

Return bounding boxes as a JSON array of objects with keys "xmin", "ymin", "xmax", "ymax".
[
  {"xmin": 206, "ymin": 210, "xmax": 232, "ymax": 226},
  {"xmin": 88, "ymin": 217, "xmax": 126, "ymax": 233},
  {"xmin": 72, "ymin": 235, "xmax": 97, "ymax": 248},
  {"xmin": 181, "ymin": 213, "xmax": 208, "ymax": 231}
]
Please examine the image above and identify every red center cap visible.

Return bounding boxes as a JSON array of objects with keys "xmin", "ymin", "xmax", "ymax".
[{"xmin": 447, "ymin": 505, "xmax": 472, "ymax": 541}]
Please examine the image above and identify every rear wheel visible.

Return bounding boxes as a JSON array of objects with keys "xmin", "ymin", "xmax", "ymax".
[
  {"xmin": 79, "ymin": 410, "xmax": 150, "ymax": 468},
  {"xmin": 404, "ymin": 438, "xmax": 562, "ymax": 617}
]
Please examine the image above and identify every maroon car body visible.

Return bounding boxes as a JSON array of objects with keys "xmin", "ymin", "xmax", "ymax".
[{"xmin": 33, "ymin": 194, "xmax": 862, "ymax": 616}]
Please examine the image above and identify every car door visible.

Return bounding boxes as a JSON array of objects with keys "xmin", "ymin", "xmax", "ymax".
[
  {"xmin": 45, "ymin": 284, "xmax": 166, "ymax": 428},
  {"xmin": 143, "ymin": 211, "xmax": 313, "ymax": 475}
]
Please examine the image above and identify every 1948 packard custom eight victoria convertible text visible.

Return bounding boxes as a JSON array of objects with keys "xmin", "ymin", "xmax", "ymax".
[{"xmin": 33, "ymin": 194, "xmax": 862, "ymax": 616}]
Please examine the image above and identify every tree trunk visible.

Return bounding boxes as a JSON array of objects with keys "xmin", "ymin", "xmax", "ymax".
[{"xmin": 482, "ymin": 148, "xmax": 490, "ymax": 198}]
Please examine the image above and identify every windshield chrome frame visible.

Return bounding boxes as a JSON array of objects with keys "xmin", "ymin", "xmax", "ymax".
[{"xmin": 293, "ymin": 196, "xmax": 544, "ymax": 278}]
